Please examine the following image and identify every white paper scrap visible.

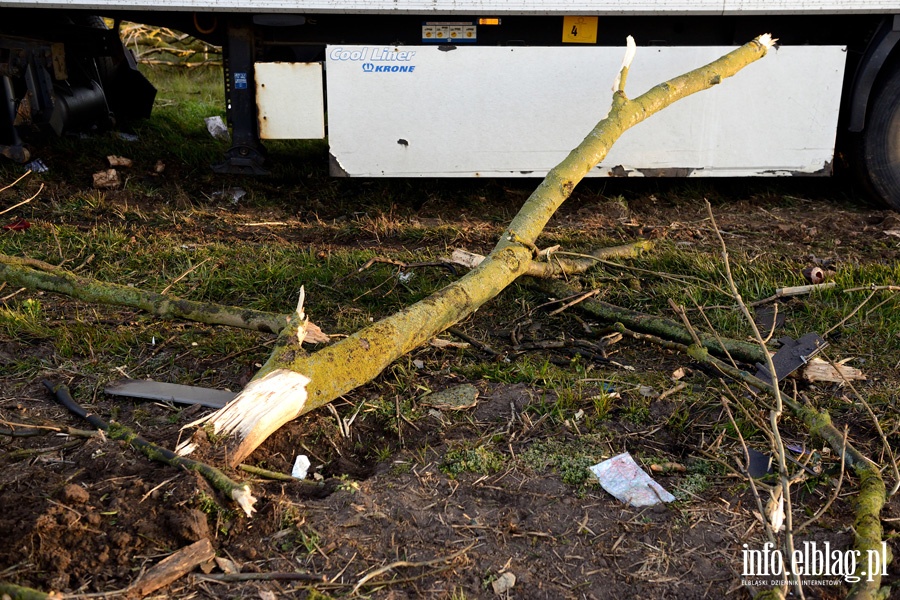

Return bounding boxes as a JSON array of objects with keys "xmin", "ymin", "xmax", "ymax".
[
  {"xmin": 590, "ymin": 452, "xmax": 675, "ymax": 507},
  {"xmin": 292, "ymin": 455, "xmax": 311, "ymax": 480}
]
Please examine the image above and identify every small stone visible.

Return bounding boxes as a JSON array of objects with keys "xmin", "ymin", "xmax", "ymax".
[{"xmin": 492, "ymin": 572, "xmax": 516, "ymax": 595}]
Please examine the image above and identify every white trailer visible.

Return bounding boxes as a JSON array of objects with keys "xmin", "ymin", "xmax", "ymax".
[{"xmin": 2, "ymin": 1, "xmax": 900, "ymax": 208}]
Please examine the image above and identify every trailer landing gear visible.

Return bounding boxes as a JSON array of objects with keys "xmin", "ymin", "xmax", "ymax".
[{"xmin": 213, "ymin": 18, "xmax": 267, "ymax": 175}]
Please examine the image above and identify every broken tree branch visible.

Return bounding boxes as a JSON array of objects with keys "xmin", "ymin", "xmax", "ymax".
[
  {"xmin": 449, "ymin": 239, "xmax": 653, "ymax": 277},
  {"xmin": 42, "ymin": 380, "xmax": 257, "ymax": 517},
  {"xmin": 128, "ymin": 538, "xmax": 215, "ymax": 598},
  {"xmin": 611, "ymin": 325, "xmax": 890, "ymax": 600},
  {"xmin": 706, "ymin": 201, "xmax": 799, "ymax": 597},
  {"xmin": 0, "ymin": 253, "xmax": 327, "ymax": 341},
  {"xmin": 531, "ymin": 278, "xmax": 768, "ymax": 364},
  {"xmin": 181, "ymin": 34, "xmax": 775, "ymax": 468}
]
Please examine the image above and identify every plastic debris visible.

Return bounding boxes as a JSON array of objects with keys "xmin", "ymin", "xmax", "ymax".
[
  {"xmin": 25, "ymin": 158, "xmax": 48, "ymax": 173},
  {"xmin": 2, "ymin": 218, "xmax": 30, "ymax": 231},
  {"xmin": 205, "ymin": 116, "xmax": 230, "ymax": 142},
  {"xmin": 746, "ymin": 448, "xmax": 773, "ymax": 478},
  {"xmin": 115, "ymin": 132, "xmax": 139, "ymax": 142},
  {"xmin": 212, "ymin": 187, "xmax": 247, "ymax": 204},
  {"xmin": 292, "ymin": 455, "xmax": 311, "ymax": 480},
  {"xmin": 638, "ymin": 385, "xmax": 658, "ymax": 398},
  {"xmin": 589, "ymin": 452, "xmax": 675, "ymax": 507}
]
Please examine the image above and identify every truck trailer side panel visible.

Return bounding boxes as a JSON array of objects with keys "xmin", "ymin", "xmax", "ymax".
[
  {"xmin": 0, "ymin": 1, "xmax": 897, "ymax": 15},
  {"xmin": 323, "ymin": 45, "xmax": 846, "ymax": 178}
]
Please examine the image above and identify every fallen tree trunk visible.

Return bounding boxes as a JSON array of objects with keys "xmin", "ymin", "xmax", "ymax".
[{"xmin": 178, "ymin": 35, "xmax": 775, "ymax": 468}]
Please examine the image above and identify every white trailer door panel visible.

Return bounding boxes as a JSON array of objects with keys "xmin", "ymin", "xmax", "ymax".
[{"xmin": 325, "ymin": 45, "xmax": 846, "ymax": 177}]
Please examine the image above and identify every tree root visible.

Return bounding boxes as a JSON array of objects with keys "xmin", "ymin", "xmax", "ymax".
[
  {"xmin": 41, "ymin": 380, "xmax": 257, "ymax": 517},
  {"xmin": 0, "ymin": 253, "xmax": 327, "ymax": 341}
]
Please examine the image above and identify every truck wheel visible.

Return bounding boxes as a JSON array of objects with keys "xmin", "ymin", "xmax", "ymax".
[{"xmin": 859, "ymin": 67, "xmax": 900, "ymax": 211}]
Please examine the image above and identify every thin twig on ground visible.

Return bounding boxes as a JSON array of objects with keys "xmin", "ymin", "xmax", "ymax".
[
  {"xmin": 705, "ymin": 200, "xmax": 800, "ymax": 598},
  {"xmin": 351, "ymin": 542, "xmax": 476, "ymax": 593}
]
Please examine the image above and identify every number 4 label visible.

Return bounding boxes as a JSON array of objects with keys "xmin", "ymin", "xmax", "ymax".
[{"xmin": 562, "ymin": 16, "xmax": 598, "ymax": 44}]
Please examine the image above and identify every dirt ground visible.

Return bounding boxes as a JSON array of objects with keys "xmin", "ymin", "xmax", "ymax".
[{"xmin": 2, "ymin": 172, "xmax": 900, "ymax": 600}]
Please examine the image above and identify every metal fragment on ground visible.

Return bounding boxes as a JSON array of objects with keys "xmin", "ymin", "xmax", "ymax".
[
  {"xmin": 104, "ymin": 379, "xmax": 236, "ymax": 408},
  {"xmin": 754, "ymin": 332, "xmax": 826, "ymax": 383}
]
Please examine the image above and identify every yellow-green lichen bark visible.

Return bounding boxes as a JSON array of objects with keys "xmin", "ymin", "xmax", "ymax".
[
  {"xmin": 0, "ymin": 254, "xmax": 287, "ymax": 333},
  {"xmin": 215, "ymin": 36, "xmax": 773, "ymax": 466}
]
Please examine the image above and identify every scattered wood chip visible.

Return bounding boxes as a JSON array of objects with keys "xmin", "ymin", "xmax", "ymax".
[
  {"xmin": 92, "ymin": 168, "xmax": 121, "ymax": 189},
  {"xmin": 449, "ymin": 249, "xmax": 484, "ymax": 269},
  {"xmin": 649, "ymin": 462, "xmax": 687, "ymax": 473},
  {"xmin": 884, "ymin": 230, "xmax": 900, "ymax": 238},
  {"xmin": 154, "ymin": 160, "xmax": 166, "ymax": 174},
  {"xmin": 802, "ymin": 357, "xmax": 866, "ymax": 384},
  {"xmin": 305, "ymin": 322, "xmax": 330, "ymax": 344},
  {"xmin": 671, "ymin": 367, "xmax": 686, "ymax": 380},
  {"xmin": 107, "ymin": 155, "xmax": 133, "ymax": 168},
  {"xmin": 128, "ymin": 538, "xmax": 215, "ymax": 598},
  {"xmin": 430, "ymin": 338, "xmax": 470, "ymax": 349}
]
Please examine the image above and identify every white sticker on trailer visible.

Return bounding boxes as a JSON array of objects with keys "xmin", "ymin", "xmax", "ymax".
[{"xmin": 325, "ymin": 45, "xmax": 846, "ymax": 177}]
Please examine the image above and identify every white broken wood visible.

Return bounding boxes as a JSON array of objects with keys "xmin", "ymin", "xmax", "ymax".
[
  {"xmin": 802, "ymin": 357, "xmax": 866, "ymax": 384},
  {"xmin": 177, "ymin": 290, "xmax": 312, "ymax": 461},
  {"xmin": 107, "ymin": 155, "xmax": 133, "ymax": 168},
  {"xmin": 93, "ymin": 169, "xmax": 121, "ymax": 189}
]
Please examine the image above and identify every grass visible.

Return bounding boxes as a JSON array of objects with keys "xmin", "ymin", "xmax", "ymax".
[
  {"xmin": 519, "ymin": 436, "xmax": 607, "ymax": 487},
  {"xmin": 441, "ymin": 445, "xmax": 506, "ymax": 478},
  {"xmin": 1, "ymin": 62, "xmax": 898, "ymax": 525}
]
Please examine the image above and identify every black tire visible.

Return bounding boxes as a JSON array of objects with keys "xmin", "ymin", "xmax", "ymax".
[{"xmin": 858, "ymin": 66, "xmax": 900, "ymax": 211}]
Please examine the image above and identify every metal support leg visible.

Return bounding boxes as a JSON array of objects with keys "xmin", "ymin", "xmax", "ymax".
[
  {"xmin": 0, "ymin": 75, "xmax": 29, "ymax": 163},
  {"xmin": 213, "ymin": 18, "xmax": 267, "ymax": 175}
]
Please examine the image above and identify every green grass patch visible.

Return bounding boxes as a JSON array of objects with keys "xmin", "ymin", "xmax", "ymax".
[
  {"xmin": 441, "ymin": 445, "xmax": 506, "ymax": 478},
  {"xmin": 519, "ymin": 436, "xmax": 607, "ymax": 487}
]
